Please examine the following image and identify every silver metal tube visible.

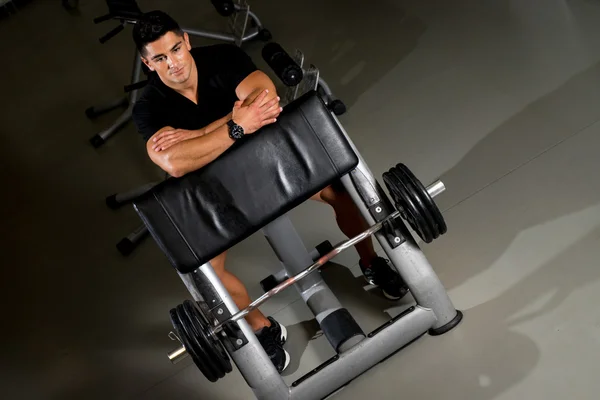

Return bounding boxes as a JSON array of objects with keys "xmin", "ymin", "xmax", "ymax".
[
  {"xmin": 167, "ymin": 346, "xmax": 188, "ymax": 363},
  {"xmin": 179, "ymin": 265, "xmax": 289, "ymax": 399},
  {"xmin": 246, "ymin": 10, "xmax": 262, "ymax": 29},
  {"xmin": 126, "ymin": 224, "xmax": 148, "ymax": 242},
  {"xmin": 426, "ymin": 180, "xmax": 445, "ymax": 198},
  {"xmin": 331, "ymin": 113, "xmax": 460, "ymax": 330},
  {"xmin": 290, "ymin": 307, "xmax": 436, "ymax": 400},
  {"xmin": 240, "ymin": 29, "xmax": 259, "ymax": 42},
  {"xmin": 212, "ymin": 212, "xmax": 400, "ymax": 334},
  {"xmin": 317, "ymin": 77, "xmax": 333, "ymax": 96},
  {"xmin": 198, "ymin": 265, "xmax": 289, "ymax": 399}
]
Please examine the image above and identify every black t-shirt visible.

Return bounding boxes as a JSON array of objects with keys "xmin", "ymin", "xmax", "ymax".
[{"xmin": 132, "ymin": 44, "xmax": 258, "ymax": 142}]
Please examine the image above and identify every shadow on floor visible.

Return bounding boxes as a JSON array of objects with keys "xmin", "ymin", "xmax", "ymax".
[
  {"xmin": 370, "ymin": 226, "xmax": 600, "ymax": 400},
  {"xmin": 435, "ymin": 60, "xmax": 600, "ymax": 214},
  {"xmin": 425, "ymin": 61, "xmax": 600, "ymax": 292}
]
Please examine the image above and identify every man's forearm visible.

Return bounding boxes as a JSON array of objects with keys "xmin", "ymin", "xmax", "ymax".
[
  {"xmin": 149, "ymin": 124, "xmax": 233, "ymax": 177},
  {"xmin": 200, "ymin": 92, "xmax": 272, "ymax": 136},
  {"xmin": 202, "ymin": 113, "xmax": 233, "ymax": 135}
]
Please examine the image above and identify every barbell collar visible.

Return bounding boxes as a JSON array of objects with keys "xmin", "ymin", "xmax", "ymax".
[
  {"xmin": 426, "ymin": 180, "xmax": 445, "ymax": 198},
  {"xmin": 167, "ymin": 345, "xmax": 188, "ymax": 364}
]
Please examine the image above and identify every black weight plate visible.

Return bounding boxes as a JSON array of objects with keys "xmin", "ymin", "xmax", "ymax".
[
  {"xmin": 182, "ymin": 301, "xmax": 231, "ymax": 376},
  {"xmin": 393, "ymin": 166, "xmax": 438, "ymax": 241},
  {"xmin": 394, "ymin": 165, "xmax": 439, "ymax": 240},
  {"xmin": 180, "ymin": 303, "xmax": 223, "ymax": 381},
  {"xmin": 383, "ymin": 168, "xmax": 433, "ymax": 243},
  {"xmin": 389, "ymin": 168, "xmax": 434, "ymax": 243},
  {"xmin": 383, "ymin": 168, "xmax": 422, "ymax": 236},
  {"xmin": 183, "ymin": 301, "xmax": 232, "ymax": 375},
  {"xmin": 187, "ymin": 302, "xmax": 231, "ymax": 375},
  {"xmin": 169, "ymin": 307, "xmax": 217, "ymax": 382},
  {"xmin": 175, "ymin": 305, "xmax": 220, "ymax": 382},
  {"xmin": 397, "ymin": 164, "xmax": 447, "ymax": 236}
]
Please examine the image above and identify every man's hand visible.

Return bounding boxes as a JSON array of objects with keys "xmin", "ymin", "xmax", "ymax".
[
  {"xmin": 232, "ymin": 89, "xmax": 282, "ymax": 134},
  {"xmin": 151, "ymin": 128, "xmax": 203, "ymax": 152}
]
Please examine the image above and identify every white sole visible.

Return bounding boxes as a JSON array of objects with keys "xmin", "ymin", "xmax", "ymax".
[
  {"xmin": 282, "ymin": 349, "xmax": 291, "ymax": 372},
  {"xmin": 382, "ymin": 290, "xmax": 401, "ymax": 301},
  {"xmin": 279, "ymin": 323, "xmax": 288, "ymax": 344}
]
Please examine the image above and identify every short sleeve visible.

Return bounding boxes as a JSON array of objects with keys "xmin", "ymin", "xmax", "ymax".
[
  {"xmin": 132, "ymin": 97, "xmax": 166, "ymax": 143},
  {"xmin": 210, "ymin": 44, "xmax": 258, "ymax": 92}
]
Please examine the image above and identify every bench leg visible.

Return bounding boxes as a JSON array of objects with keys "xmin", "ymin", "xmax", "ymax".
[
  {"xmin": 178, "ymin": 266, "xmax": 290, "ymax": 400},
  {"xmin": 332, "ymin": 116, "xmax": 462, "ymax": 333}
]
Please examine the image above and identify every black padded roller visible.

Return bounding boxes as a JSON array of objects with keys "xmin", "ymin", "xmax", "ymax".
[{"xmin": 262, "ymin": 42, "xmax": 303, "ymax": 87}]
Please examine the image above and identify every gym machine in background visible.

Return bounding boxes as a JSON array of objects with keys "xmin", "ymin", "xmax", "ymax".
[
  {"xmin": 262, "ymin": 42, "xmax": 347, "ymax": 114},
  {"xmin": 109, "ymin": 42, "xmax": 348, "ymax": 257},
  {"xmin": 85, "ymin": 0, "xmax": 271, "ymax": 148}
]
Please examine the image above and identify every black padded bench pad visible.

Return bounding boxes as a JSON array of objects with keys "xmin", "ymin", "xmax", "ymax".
[{"xmin": 133, "ymin": 91, "xmax": 358, "ymax": 274}]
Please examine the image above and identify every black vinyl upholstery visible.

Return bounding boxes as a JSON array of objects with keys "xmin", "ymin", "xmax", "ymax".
[{"xmin": 133, "ymin": 91, "xmax": 359, "ymax": 274}]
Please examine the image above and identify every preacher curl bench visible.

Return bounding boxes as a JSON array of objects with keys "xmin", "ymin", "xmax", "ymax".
[{"xmin": 133, "ymin": 90, "xmax": 463, "ymax": 399}]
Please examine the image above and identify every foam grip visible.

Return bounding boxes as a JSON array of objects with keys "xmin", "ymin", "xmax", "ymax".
[
  {"xmin": 329, "ymin": 99, "xmax": 347, "ymax": 116},
  {"xmin": 211, "ymin": 0, "xmax": 235, "ymax": 17},
  {"xmin": 89, "ymin": 134, "xmax": 105, "ymax": 148},
  {"xmin": 105, "ymin": 194, "xmax": 121, "ymax": 210},
  {"xmin": 117, "ymin": 238, "xmax": 136, "ymax": 256},
  {"xmin": 262, "ymin": 42, "xmax": 303, "ymax": 87}
]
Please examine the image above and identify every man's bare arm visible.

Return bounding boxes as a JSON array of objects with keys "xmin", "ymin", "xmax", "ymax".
[
  {"xmin": 150, "ymin": 113, "xmax": 232, "ymax": 152},
  {"xmin": 151, "ymin": 72, "xmax": 280, "ymax": 151},
  {"xmin": 147, "ymin": 89, "xmax": 280, "ymax": 177},
  {"xmin": 146, "ymin": 124, "xmax": 236, "ymax": 178},
  {"xmin": 236, "ymin": 70, "xmax": 279, "ymax": 105},
  {"xmin": 202, "ymin": 72, "xmax": 279, "ymax": 135}
]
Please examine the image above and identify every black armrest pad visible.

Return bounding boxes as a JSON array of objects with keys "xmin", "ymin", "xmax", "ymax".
[{"xmin": 134, "ymin": 91, "xmax": 358, "ymax": 273}]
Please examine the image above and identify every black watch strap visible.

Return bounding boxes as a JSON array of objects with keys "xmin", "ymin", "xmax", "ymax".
[{"xmin": 227, "ymin": 120, "xmax": 244, "ymax": 140}]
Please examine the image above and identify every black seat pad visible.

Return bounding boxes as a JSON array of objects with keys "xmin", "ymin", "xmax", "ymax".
[{"xmin": 133, "ymin": 91, "xmax": 359, "ymax": 274}]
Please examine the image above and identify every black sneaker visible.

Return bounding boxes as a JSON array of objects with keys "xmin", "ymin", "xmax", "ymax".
[
  {"xmin": 360, "ymin": 257, "xmax": 409, "ymax": 300},
  {"xmin": 256, "ymin": 317, "xmax": 290, "ymax": 373}
]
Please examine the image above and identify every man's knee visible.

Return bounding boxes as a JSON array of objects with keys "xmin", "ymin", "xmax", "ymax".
[
  {"xmin": 314, "ymin": 182, "xmax": 350, "ymax": 206},
  {"xmin": 211, "ymin": 252, "xmax": 227, "ymax": 276}
]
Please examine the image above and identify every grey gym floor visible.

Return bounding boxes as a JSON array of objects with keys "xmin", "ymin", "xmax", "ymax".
[{"xmin": 2, "ymin": 0, "xmax": 600, "ymax": 399}]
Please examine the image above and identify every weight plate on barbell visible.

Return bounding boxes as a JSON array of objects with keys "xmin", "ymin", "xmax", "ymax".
[
  {"xmin": 169, "ymin": 301, "xmax": 231, "ymax": 382},
  {"xmin": 383, "ymin": 166, "xmax": 434, "ymax": 243},
  {"xmin": 183, "ymin": 301, "xmax": 231, "ymax": 376},
  {"xmin": 393, "ymin": 166, "xmax": 439, "ymax": 241},
  {"xmin": 383, "ymin": 164, "xmax": 448, "ymax": 243},
  {"xmin": 396, "ymin": 164, "xmax": 447, "ymax": 238}
]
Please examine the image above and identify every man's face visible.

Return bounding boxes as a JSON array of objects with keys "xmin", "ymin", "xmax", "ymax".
[{"xmin": 141, "ymin": 31, "xmax": 193, "ymax": 86}]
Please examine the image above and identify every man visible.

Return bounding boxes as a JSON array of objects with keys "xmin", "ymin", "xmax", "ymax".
[{"xmin": 131, "ymin": 11, "xmax": 408, "ymax": 373}]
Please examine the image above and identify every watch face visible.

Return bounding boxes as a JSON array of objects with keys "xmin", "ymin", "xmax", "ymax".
[{"xmin": 231, "ymin": 124, "xmax": 244, "ymax": 139}]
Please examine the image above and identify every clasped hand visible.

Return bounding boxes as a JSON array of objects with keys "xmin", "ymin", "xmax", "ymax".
[{"xmin": 232, "ymin": 89, "xmax": 282, "ymax": 134}]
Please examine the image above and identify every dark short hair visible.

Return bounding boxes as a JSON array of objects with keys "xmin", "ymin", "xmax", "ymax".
[{"xmin": 132, "ymin": 10, "xmax": 184, "ymax": 56}]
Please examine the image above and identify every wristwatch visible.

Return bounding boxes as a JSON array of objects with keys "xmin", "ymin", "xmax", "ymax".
[{"xmin": 227, "ymin": 120, "xmax": 244, "ymax": 140}]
